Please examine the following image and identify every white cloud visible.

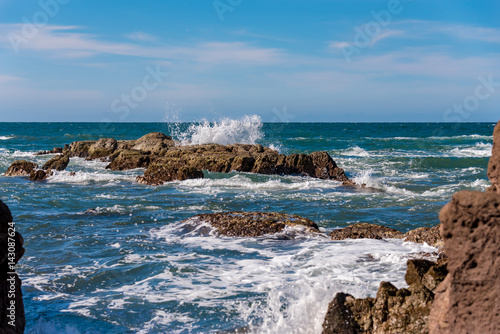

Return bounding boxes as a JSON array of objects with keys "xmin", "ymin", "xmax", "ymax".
[
  {"xmin": 0, "ymin": 24, "xmax": 282, "ymax": 66},
  {"xmin": 126, "ymin": 31, "xmax": 157, "ymax": 42}
]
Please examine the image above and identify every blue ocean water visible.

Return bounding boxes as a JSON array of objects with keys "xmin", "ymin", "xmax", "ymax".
[{"xmin": 0, "ymin": 119, "xmax": 495, "ymax": 333}]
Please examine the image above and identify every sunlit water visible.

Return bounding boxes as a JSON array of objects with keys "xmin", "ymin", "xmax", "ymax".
[{"xmin": 0, "ymin": 119, "xmax": 494, "ymax": 333}]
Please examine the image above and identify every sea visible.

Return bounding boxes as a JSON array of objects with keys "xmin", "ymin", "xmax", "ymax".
[{"xmin": 0, "ymin": 117, "xmax": 495, "ymax": 334}]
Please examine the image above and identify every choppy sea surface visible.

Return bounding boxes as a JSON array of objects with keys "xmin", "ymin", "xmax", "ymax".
[{"xmin": 0, "ymin": 118, "xmax": 494, "ymax": 333}]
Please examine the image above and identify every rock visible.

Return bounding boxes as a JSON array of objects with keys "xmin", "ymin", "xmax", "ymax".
[
  {"xmin": 329, "ymin": 223, "xmax": 404, "ymax": 240},
  {"xmin": 42, "ymin": 154, "xmax": 69, "ymax": 171},
  {"xmin": 0, "ymin": 200, "xmax": 26, "ymax": 333},
  {"xmin": 403, "ymin": 225, "xmax": 443, "ymax": 250},
  {"xmin": 34, "ymin": 147, "xmax": 62, "ymax": 155},
  {"xmin": 29, "ymin": 169, "xmax": 49, "ymax": 181},
  {"xmin": 88, "ymin": 138, "xmax": 118, "ymax": 160},
  {"xmin": 36, "ymin": 132, "xmax": 352, "ymax": 185},
  {"xmin": 131, "ymin": 132, "xmax": 174, "ymax": 154},
  {"xmin": 429, "ymin": 190, "xmax": 500, "ymax": 334},
  {"xmin": 106, "ymin": 150, "xmax": 150, "ymax": 170},
  {"xmin": 323, "ymin": 259, "xmax": 447, "ymax": 334},
  {"xmin": 4, "ymin": 160, "xmax": 38, "ymax": 177},
  {"xmin": 487, "ymin": 120, "xmax": 500, "ymax": 193},
  {"xmin": 136, "ymin": 163, "xmax": 203, "ymax": 185},
  {"xmin": 183, "ymin": 211, "xmax": 320, "ymax": 237}
]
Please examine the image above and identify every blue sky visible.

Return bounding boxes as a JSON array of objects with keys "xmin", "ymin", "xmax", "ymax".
[{"xmin": 0, "ymin": 0, "xmax": 499, "ymax": 122}]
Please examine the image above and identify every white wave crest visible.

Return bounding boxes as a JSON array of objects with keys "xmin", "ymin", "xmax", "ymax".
[
  {"xmin": 46, "ymin": 170, "xmax": 137, "ymax": 184},
  {"xmin": 0, "ymin": 136, "xmax": 14, "ymax": 140},
  {"xmin": 341, "ymin": 146, "xmax": 370, "ymax": 157},
  {"xmin": 449, "ymin": 143, "xmax": 492, "ymax": 157},
  {"xmin": 177, "ymin": 115, "xmax": 264, "ymax": 146}
]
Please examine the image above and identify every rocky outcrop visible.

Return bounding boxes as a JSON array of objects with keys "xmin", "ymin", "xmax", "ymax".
[
  {"xmin": 34, "ymin": 147, "xmax": 62, "ymax": 155},
  {"xmin": 487, "ymin": 120, "xmax": 500, "ymax": 193},
  {"xmin": 34, "ymin": 132, "xmax": 353, "ymax": 185},
  {"xmin": 42, "ymin": 154, "xmax": 69, "ymax": 172},
  {"xmin": 329, "ymin": 223, "xmax": 404, "ymax": 240},
  {"xmin": 429, "ymin": 191, "xmax": 499, "ymax": 334},
  {"xmin": 182, "ymin": 211, "xmax": 320, "ymax": 237},
  {"xmin": 403, "ymin": 225, "xmax": 443, "ymax": 250},
  {"xmin": 4, "ymin": 161, "xmax": 37, "ymax": 177},
  {"xmin": 322, "ymin": 259, "xmax": 447, "ymax": 334},
  {"xmin": 0, "ymin": 200, "xmax": 26, "ymax": 333}
]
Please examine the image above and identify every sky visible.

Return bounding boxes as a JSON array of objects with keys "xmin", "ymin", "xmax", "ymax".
[{"xmin": 0, "ymin": 0, "xmax": 499, "ymax": 122}]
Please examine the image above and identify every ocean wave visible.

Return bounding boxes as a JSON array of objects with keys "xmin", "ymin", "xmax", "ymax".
[
  {"xmin": 448, "ymin": 143, "xmax": 492, "ymax": 157},
  {"xmin": 0, "ymin": 135, "xmax": 14, "ymax": 140},
  {"xmin": 340, "ymin": 146, "xmax": 370, "ymax": 157},
  {"xmin": 175, "ymin": 115, "xmax": 264, "ymax": 146},
  {"xmin": 47, "ymin": 170, "xmax": 137, "ymax": 184}
]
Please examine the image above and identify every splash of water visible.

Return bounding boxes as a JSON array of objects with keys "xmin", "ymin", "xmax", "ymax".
[{"xmin": 175, "ymin": 115, "xmax": 264, "ymax": 146}]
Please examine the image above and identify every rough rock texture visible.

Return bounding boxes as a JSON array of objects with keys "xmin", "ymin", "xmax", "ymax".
[
  {"xmin": 329, "ymin": 223, "xmax": 404, "ymax": 240},
  {"xmin": 183, "ymin": 211, "xmax": 320, "ymax": 237},
  {"xmin": 0, "ymin": 200, "xmax": 26, "ymax": 333},
  {"xmin": 4, "ymin": 161, "xmax": 37, "ymax": 177},
  {"xmin": 35, "ymin": 132, "xmax": 352, "ymax": 185},
  {"xmin": 429, "ymin": 190, "xmax": 500, "ymax": 334},
  {"xmin": 323, "ymin": 259, "xmax": 447, "ymax": 334},
  {"xmin": 34, "ymin": 147, "xmax": 62, "ymax": 155},
  {"xmin": 403, "ymin": 225, "xmax": 443, "ymax": 250},
  {"xmin": 42, "ymin": 154, "xmax": 69, "ymax": 171},
  {"xmin": 487, "ymin": 120, "xmax": 500, "ymax": 193}
]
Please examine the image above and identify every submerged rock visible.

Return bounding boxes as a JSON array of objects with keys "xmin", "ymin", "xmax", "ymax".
[
  {"xmin": 4, "ymin": 160, "xmax": 37, "ymax": 177},
  {"xmin": 329, "ymin": 223, "xmax": 404, "ymax": 240},
  {"xmin": 182, "ymin": 211, "xmax": 320, "ymax": 237},
  {"xmin": 322, "ymin": 259, "xmax": 447, "ymax": 334},
  {"xmin": 0, "ymin": 200, "xmax": 26, "ymax": 333}
]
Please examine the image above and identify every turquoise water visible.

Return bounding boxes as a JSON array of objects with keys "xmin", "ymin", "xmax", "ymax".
[{"xmin": 0, "ymin": 120, "xmax": 494, "ymax": 333}]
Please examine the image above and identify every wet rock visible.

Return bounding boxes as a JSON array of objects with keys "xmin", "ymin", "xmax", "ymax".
[
  {"xmin": 64, "ymin": 140, "xmax": 95, "ymax": 158},
  {"xmin": 88, "ymin": 138, "xmax": 118, "ymax": 160},
  {"xmin": 403, "ymin": 225, "xmax": 443, "ymax": 250},
  {"xmin": 42, "ymin": 154, "xmax": 69, "ymax": 171},
  {"xmin": 0, "ymin": 199, "xmax": 26, "ymax": 333},
  {"xmin": 4, "ymin": 160, "xmax": 38, "ymax": 177},
  {"xmin": 106, "ymin": 150, "xmax": 150, "ymax": 170},
  {"xmin": 487, "ymin": 120, "xmax": 500, "ymax": 193},
  {"xmin": 34, "ymin": 147, "xmax": 62, "ymax": 155},
  {"xmin": 323, "ymin": 259, "xmax": 446, "ymax": 334},
  {"xmin": 329, "ymin": 223, "xmax": 404, "ymax": 240},
  {"xmin": 29, "ymin": 169, "xmax": 49, "ymax": 181},
  {"xmin": 136, "ymin": 163, "xmax": 203, "ymax": 185},
  {"xmin": 429, "ymin": 190, "xmax": 500, "ymax": 334},
  {"xmin": 183, "ymin": 211, "xmax": 320, "ymax": 237}
]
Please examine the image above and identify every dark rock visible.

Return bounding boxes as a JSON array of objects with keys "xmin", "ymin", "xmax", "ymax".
[
  {"xmin": 29, "ymin": 169, "xmax": 48, "ymax": 181},
  {"xmin": 106, "ymin": 150, "xmax": 150, "ymax": 171},
  {"xmin": 0, "ymin": 200, "xmax": 26, "ymax": 333},
  {"xmin": 183, "ymin": 211, "xmax": 320, "ymax": 237},
  {"xmin": 136, "ymin": 163, "xmax": 203, "ymax": 185},
  {"xmin": 329, "ymin": 223, "xmax": 404, "ymax": 240},
  {"xmin": 42, "ymin": 154, "xmax": 69, "ymax": 171},
  {"xmin": 429, "ymin": 190, "xmax": 500, "ymax": 334},
  {"xmin": 34, "ymin": 147, "xmax": 62, "ymax": 155},
  {"xmin": 323, "ymin": 261, "xmax": 443, "ymax": 334},
  {"xmin": 4, "ymin": 160, "xmax": 38, "ymax": 177},
  {"xmin": 403, "ymin": 225, "xmax": 443, "ymax": 250},
  {"xmin": 64, "ymin": 140, "xmax": 95, "ymax": 158},
  {"xmin": 487, "ymin": 120, "xmax": 500, "ymax": 193}
]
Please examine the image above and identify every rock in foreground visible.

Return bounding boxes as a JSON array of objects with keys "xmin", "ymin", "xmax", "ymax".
[
  {"xmin": 429, "ymin": 191, "xmax": 500, "ymax": 334},
  {"xmin": 4, "ymin": 160, "xmax": 37, "ymax": 177},
  {"xmin": 183, "ymin": 211, "xmax": 320, "ymax": 237},
  {"xmin": 329, "ymin": 223, "xmax": 404, "ymax": 240},
  {"xmin": 0, "ymin": 200, "xmax": 25, "ymax": 333},
  {"xmin": 322, "ymin": 259, "xmax": 447, "ymax": 334}
]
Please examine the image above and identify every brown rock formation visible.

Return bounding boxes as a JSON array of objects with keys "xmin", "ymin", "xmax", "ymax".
[
  {"xmin": 322, "ymin": 259, "xmax": 447, "ymax": 334},
  {"xmin": 0, "ymin": 200, "xmax": 26, "ymax": 334},
  {"xmin": 4, "ymin": 161, "xmax": 37, "ymax": 177},
  {"xmin": 429, "ymin": 190, "xmax": 500, "ymax": 334},
  {"xmin": 329, "ymin": 223, "xmax": 404, "ymax": 240},
  {"xmin": 34, "ymin": 132, "xmax": 352, "ymax": 185},
  {"xmin": 42, "ymin": 154, "xmax": 69, "ymax": 171},
  {"xmin": 403, "ymin": 225, "xmax": 443, "ymax": 250},
  {"xmin": 182, "ymin": 211, "xmax": 320, "ymax": 237},
  {"xmin": 487, "ymin": 120, "xmax": 500, "ymax": 193}
]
